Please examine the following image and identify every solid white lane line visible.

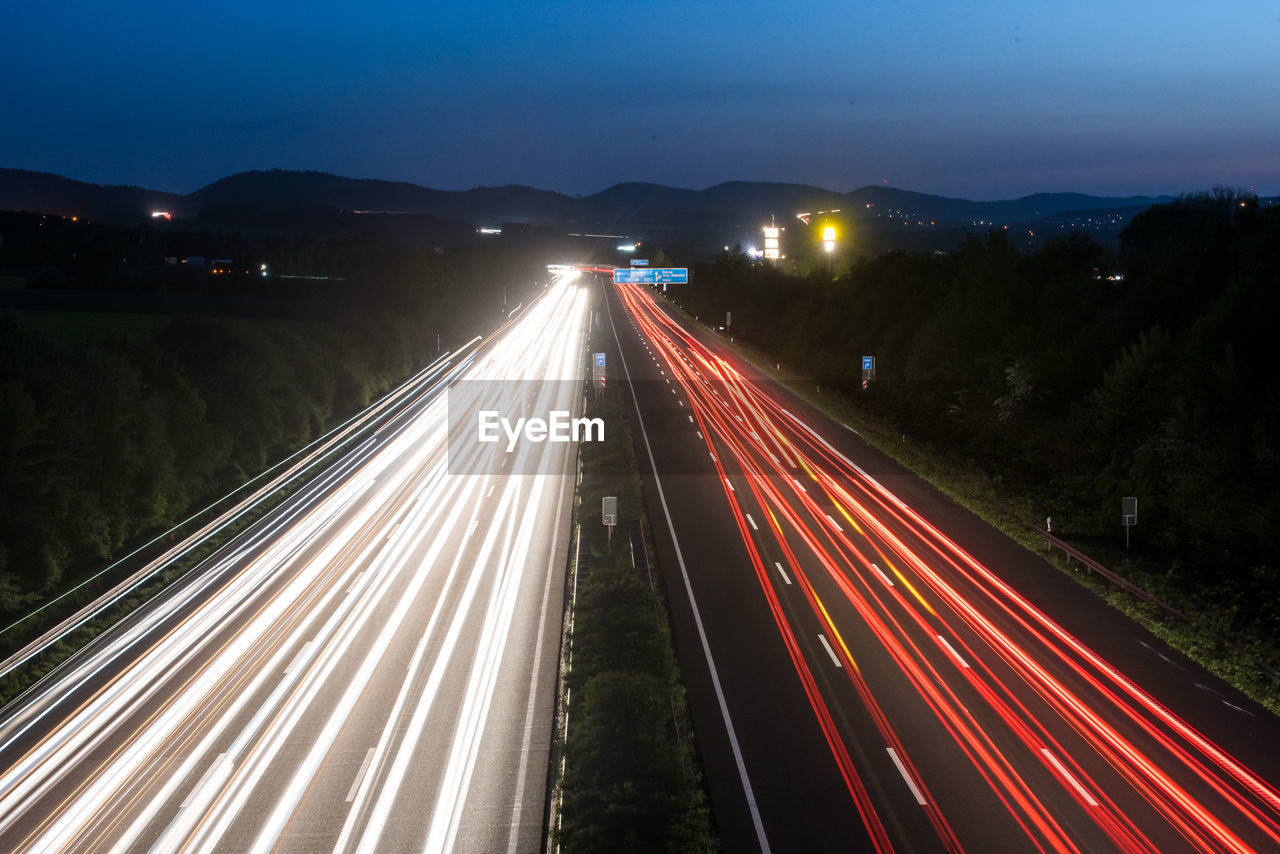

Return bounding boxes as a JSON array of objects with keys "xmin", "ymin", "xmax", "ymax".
[
  {"xmin": 937, "ymin": 635, "xmax": 970, "ymax": 669},
  {"xmin": 346, "ymin": 748, "xmax": 376, "ymax": 803},
  {"xmin": 745, "ymin": 514, "xmax": 758, "ymax": 530},
  {"xmin": 886, "ymin": 748, "xmax": 927, "ymax": 805},
  {"xmin": 1040, "ymin": 748, "xmax": 1099, "ymax": 806},
  {"xmin": 773, "ymin": 562, "xmax": 792, "ymax": 585},
  {"xmin": 870, "ymin": 563, "xmax": 894, "ymax": 587},
  {"xmin": 817, "ymin": 634, "xmax": 842, "ymax": 668},
  {"xmin": 607, "ymin": 293, "xmax": 771, "ymax": 853}
]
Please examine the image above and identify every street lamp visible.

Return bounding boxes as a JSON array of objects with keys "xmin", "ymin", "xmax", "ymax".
[{"xmin": 822, "ymin": 225, "xmax": 836, "ymax": 273}]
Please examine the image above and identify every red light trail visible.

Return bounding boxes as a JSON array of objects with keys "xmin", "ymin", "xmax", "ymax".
[{"xmin": 616, "ymin": 281, "xmax": 1280, "ymax": 853}]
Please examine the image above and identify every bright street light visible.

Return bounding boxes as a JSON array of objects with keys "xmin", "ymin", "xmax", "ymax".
[{"xmin": 763, "ymin": 225, "xmax": 781, "ymax": 260}]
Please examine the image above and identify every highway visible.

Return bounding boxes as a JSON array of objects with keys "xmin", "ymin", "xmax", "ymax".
[
  {"xmin": 0, "ymin": 275, "xmax": 590, "ymax": 852},
  {"xmin": 606, "ymin": 279, "xmax": 1280, "ymax": 853}
]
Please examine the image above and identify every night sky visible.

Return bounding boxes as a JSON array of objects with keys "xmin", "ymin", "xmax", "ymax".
[{"xmin": 5, "ymin": 1, "xmax": 1278, "ymax": 199}]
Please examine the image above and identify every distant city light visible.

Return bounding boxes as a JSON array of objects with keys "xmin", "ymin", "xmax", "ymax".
[
  {"xmin": 763, "ymin": 225, "xmax": 781, "ymax": 260},
  {"xmin": 151, "ymin": 211, "xmax": 172, "ymax": 220},
  {"xmin": 478, "ymin": 227, "xmax": 502, "ymax": 234},
  {"xmin": 617, "ymin": 243, "xmax": 636, "ymax": 252}
]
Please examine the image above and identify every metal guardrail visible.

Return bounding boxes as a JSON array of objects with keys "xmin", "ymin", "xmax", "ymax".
[
  {"xmin": 1035, "ymin": 526, "xmax": 1279, "ymax": 684},
  {"xmin": 1036, "ymin": 527, "xmax": 1188, "ymax": 620}
]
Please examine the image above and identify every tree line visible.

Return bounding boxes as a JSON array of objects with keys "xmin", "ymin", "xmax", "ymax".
[
  {"xmin": 0, "ymin": 215, "xmax": 545, "ymax": 616},
  {"xmin": 673, "ymin": 190, "xmax": 1279, "ymax": 657}
]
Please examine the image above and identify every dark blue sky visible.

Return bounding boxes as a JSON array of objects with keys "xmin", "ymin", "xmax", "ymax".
[{"xmin": 4, "ymin": 1, "xmax": 1277, "ymax": 199}]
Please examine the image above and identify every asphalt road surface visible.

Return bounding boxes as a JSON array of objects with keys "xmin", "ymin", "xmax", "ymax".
[
  {"xmin": 0, "ymin": 276, "xmax": 589, "ymax": 853},
  {"xmin": 606, "ymin": 278, "xmax": 1280, "ymax": 854}
]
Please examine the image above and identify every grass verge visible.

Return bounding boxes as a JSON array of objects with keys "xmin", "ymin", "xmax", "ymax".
[{"xmin": 552, "ymin": 315, "xmax": 718, "ymax": 852}]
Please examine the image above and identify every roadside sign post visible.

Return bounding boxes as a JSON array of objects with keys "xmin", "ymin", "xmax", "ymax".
[
  {"xmin": 1122, "ymin": 496, "xmax": 1137, "ymax": 549},
  {"xmin": 602, "ymin": 496, "xmax": 618, "ymax": 543},
  {"xmin": 861, "ymin": 355, "xmax": 875, "ymax": 390},
  {"xmin": 593, "ymin": 352, "xmax": 606, "ymax": 400}
]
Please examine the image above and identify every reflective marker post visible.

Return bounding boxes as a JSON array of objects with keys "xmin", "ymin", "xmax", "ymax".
[{"xmin": 593, "ymin": 352, "xmax": 606, "ymax": 400}]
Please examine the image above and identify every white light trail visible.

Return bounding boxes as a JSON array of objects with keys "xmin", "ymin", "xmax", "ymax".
[{"xmin": 0, "ymin": 280, "xmax": 590, "ymax": 853}]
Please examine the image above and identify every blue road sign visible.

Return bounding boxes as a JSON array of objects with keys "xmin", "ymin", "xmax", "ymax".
[
  {"xmin": 594, "ymin": 353, "xmax": 606, "ymax": 368},
  {"xmin": 862, "ymin": 356, "xmax": 874, "ymax": 371},
  {"xmin": 613, "ymin": 267, "xmax": 689, "ymax": 284}
]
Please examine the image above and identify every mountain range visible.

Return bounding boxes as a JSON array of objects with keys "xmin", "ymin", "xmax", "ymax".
[{"xmin": 0, "ymin": 167, "xmax": 1175, "ymax": 227}]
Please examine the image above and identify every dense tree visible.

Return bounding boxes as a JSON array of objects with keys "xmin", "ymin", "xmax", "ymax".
[
  {"xmin": 672, "ymin": 194, "xmax": 1280, "ymax": 654},
  {"xmin": 0, "ymin": 221, "xmax": 546, "ymax": 623}
]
